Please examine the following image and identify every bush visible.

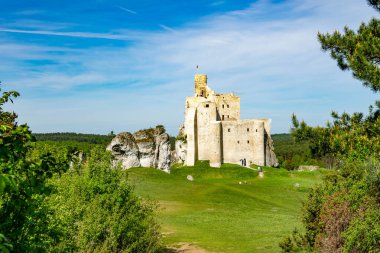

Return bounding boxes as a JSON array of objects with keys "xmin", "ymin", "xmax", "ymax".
[
  {"xmin": 47, "ymin": 147, "xmax": 162, "ymax": 252},
  {"xmin": 280, "ymin": 158, "xmax": 380, "ymax": 252}
]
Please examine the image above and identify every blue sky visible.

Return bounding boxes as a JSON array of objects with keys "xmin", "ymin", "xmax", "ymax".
[{"xmin": 0, "ymin": 0, "xmax": 379, "ymax": 135}]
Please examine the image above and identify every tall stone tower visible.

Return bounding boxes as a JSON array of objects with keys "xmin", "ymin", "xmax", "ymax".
[{"xmin": 194, "ymin": 74, "xmax": 208, "ymax": 98}]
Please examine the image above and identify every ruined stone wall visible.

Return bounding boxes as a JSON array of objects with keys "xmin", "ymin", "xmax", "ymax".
[
  {"xmin": 213, "ymin": 94, "xmax": 240, "ymax": 121},
  {"xmin": 197, "ymin": 101, "xmax": 218, "ymax": 161},
  {"xmin": 209, "ymin": 121, "xmax": 222, "ymax": 167},
  {"xmin": 184, "ymin": 107, "xmax": 197, "ymax": 166},
  {"xmin": 221, "ymin": 120, "xmax": 265, "ymax": 166}
]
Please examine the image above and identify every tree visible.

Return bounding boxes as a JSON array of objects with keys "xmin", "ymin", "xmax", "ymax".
[
  {"xmin": 0, "ymin": 82, "xmax": 68, "ymax": 252},
  {"xmin": 281, "ymin": 1, "xmax": 380, "ymax": 251},
  {"xmin": 317, "ymin": 0, "xmax": 380, "ymax": 92}
]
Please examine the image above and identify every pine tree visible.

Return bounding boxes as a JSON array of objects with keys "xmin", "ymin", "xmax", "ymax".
[{"xmin": 317, "ymin": 0, "xmax": 380, "ymax": 92}]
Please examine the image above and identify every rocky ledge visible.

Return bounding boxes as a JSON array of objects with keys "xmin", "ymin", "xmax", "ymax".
[{"xmin": 107, "ymin": 126, "xmax": 171, "ymax": 173}]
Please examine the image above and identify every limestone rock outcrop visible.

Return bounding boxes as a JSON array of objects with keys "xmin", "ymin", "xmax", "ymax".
[
  {"xmin": 265, "ymin": 136, "xmax": 279, "ymax": 167},
  {"xmin": 174, "ymin": 124, "xmax": 187, "ymax": 163},
  {"xmin": 107, "ymin": 126, "xmax": 171, "ymax": 173}
]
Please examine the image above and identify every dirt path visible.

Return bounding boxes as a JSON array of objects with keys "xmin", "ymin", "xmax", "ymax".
[{"xmin": 166, "ymin": 243, "xmax": 210, "ymax": 253}]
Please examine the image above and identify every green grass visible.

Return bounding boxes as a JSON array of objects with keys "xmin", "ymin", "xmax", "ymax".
[{"xmin": 127, "ymin": 161, "xmax": 325, "ymax": 253}]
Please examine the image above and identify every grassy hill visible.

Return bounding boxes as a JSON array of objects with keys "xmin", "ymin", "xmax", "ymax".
[{"xmin": 127, "ymin": 162, "xmax": 325, "ymax": 253}]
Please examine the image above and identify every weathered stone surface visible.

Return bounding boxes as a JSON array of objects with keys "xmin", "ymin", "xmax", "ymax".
[
  {"xmin": 107, "ymin": 126, "xmax": 171, "ymax": 172},
  {"xmin": 174, "ymin": 124, "xmax": 187, "ymax": 164},
  {"xmin": 107, "ymin": 132, "xmax": 140, "ymax": 168},
  {"xmin": 154, "ymin": 132, "xmax": 171, "ymax": 172},
  {"xmin": 175, "ymin": 140, "xmax": 187, "ymax": 163},
  {"xmin": 265, "ymin": 136, "xmax": 279, "ymax": 167}
]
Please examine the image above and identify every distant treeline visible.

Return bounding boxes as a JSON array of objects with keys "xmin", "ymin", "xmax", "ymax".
[
  {"xmin": 33, "ymin": 132, "xmax": 114, "ymax": 144},
  {"xmin": 34, "ymin": 132, "xmax": 319, "ymax": 170},
  {"xmin": 272, "ymin": 133, "xmax": 322, "ymax": 170}
]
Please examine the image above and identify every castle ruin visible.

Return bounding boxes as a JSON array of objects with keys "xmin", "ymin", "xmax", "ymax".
[{"xmin": 176, "ymin": 74, "xmax": 278, "ymax": 168}]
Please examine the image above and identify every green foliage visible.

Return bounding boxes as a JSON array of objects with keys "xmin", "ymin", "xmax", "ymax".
[
  {"xmin": 272, "ymin": 134, "xmax": 323, "ymax": 170},
  {"xmin": 155, "ymin": 124, "xmax": 166, "ymax": 134},
  {"xmin": 369, "ymin": 0, "xmax": 380, "ymax": 11},
  {"xmin": 0, "ymin": 83, "xmax": 68, "ymax": 252},
  {"xmin": 291, "ymin": 107, "xmax": 380, "ymax": 162},
  {"xmin": 283, "ymin": 2, "xmax": 380, "ymax": 251},
  {"xmin": 0, "ymin": 233, "xmax": 13, "ymax": 253},
  {"xmin": 281, "ymin": 159, "xmax": 380, "ymax": 252},
  {"xmin": 279, "ymin": 229, "xmax": 310, "ymax": 252},
  {"xmin": 33, "ymin": 132, "xmax": 113, "ymax": 145},
  {"xmin": 169, "ymin": 136, "xmax": 175, "ymax": 151},
  {"xmin": 342, "ymin": 206, "xmax": 380, "ymax": 253},
  {"xmin": 46, "ymin": 147, "xmax": 162, "ymax": 252},
  {"xmin": 0, "ymin": 83, "xmax": 162, "ymax": 252},
  {"xmin": 317, "ymin": 0, "xmax": 380, "ymax": 91}
]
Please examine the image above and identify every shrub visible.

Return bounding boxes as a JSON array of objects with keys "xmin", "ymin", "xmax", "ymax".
[{"xmin": 47, "ymin": 147, "xmax": 162, "ymax": 252}]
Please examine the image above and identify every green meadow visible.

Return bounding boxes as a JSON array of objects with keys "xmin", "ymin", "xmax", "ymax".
[{"xmin": 127, "ymin": 162, "xmax": 325, "ymax": 253}]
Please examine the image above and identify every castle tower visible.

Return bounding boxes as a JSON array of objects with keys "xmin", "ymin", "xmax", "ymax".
[{"xmin": 194, "ymin": 74, "xmax": 208, "ymax": 98}]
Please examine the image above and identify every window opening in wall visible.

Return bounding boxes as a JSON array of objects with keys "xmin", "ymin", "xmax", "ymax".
[
  {"xmin": 237, "ymin": 141, "xmax": 240, "ymax": 144},
  {"xmin": 228, "ymin": 128, "xmax": 231, "ymax": 132},
  {"xmin": 227, "ymin": 115, "xmax": 229, "ymax": 118},
  {"xmin": 247, "ymin": 140, "xmax": 249, "ymax": 144},
  {"xmin": 222, "ymin": 104, "xmax": 224, "ymax": 108},
  {"xmin": 247, "ymin": 128, "xmax": 249, "ymax": 132},
  {"xmin": 256, "ymin": 129, "xmax": 258, "ymax": 132},
  {"xmin": 222, "ymin": 115, "xmax": 224, "ymax": 120},
  {"xmin": 227, "ymin": 104, "xmax": 230, "ymax": 108},
  {"xmin": 205, "ymin": 104, "xmax": 209, "ymax": 108}
]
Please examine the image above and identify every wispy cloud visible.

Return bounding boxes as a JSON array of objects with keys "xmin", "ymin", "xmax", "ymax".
[
  {"xmin": 0, "ymin": 28, "xmax": 143, "ymax": 40},
  {"xmin": 159, "ymin": 24, "xmax": 175, "ymax": 32},
  {"xmin": 117, "ymin": 6, "xmax": 137, "ymax": 15}
]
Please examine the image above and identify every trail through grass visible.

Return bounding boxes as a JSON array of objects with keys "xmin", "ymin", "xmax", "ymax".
[{"xmin": 127, "ymin": 162, "xmax": 324, "ymax": 253}]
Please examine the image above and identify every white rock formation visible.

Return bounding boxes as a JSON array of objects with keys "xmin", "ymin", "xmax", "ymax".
[
  {"xmin": 174, "ymin": 124, "xmax": 187, "ymax": 164},
  {"xmin": 107, "ymin": 126, "xmax": 171, "ymax": 173}
]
